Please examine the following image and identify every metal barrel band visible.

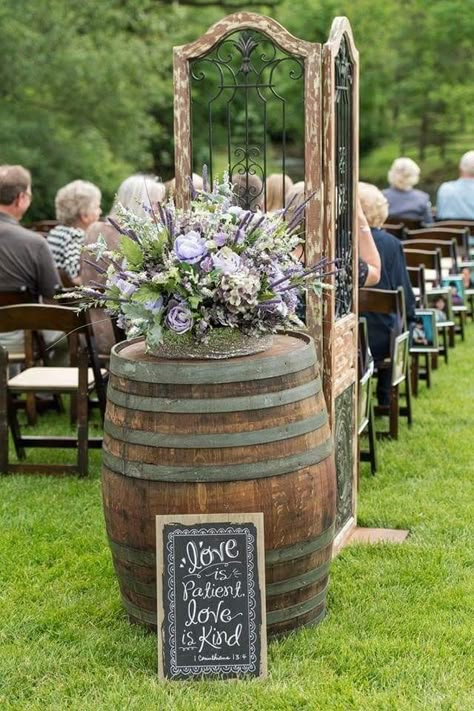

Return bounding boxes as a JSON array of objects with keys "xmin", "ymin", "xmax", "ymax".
[
  {"xmin": 102, "ymin": 437, "xmax": 333, "ymax": 482},
  {"xmin": 266, "ymin": 584, "xmax": 328, "ymax": 625},
  {"xmin": 106, "ymin": 377, "xmax": 322, "ymax": 414},
  {"xmin": 109, "ymin": 539, "xmax": 155, "ymax": 567},
  {"xmin": 265, "ymin": 523, "xmax": 335, "ymax": 565},
  {"xmin": 104, "ymin": 410, "xmax": 327, "ymax": 449},
  {"xmin": 115, "ymin": 557, "xmax": 331, "ymax": 600},
  {"xmin": 122, "ymin": 597, "xmax": 156, "ymax": 626},
  {"xmin": 110, "ymin": 334, "xmax": 315, "ymax": 385},
  {"xmin": 266, "ymin": 559, "xmax": 331, "ymax": 597},
  {"xmin": 109, "ymin": 528, "xmax": 333, "ymax": 581}
]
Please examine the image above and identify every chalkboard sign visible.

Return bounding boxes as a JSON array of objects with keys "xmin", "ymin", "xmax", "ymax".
[{"xmin": 156, "ymin": 513, "xmax": 267, "ymax": 680}]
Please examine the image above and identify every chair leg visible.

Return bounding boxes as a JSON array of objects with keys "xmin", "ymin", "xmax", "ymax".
[
  {"xmin": 405, "ymin": 371, "xmax": 413, "ymax": 427},
  {"xmin": 25, "ymin": 393, "xmax": 37, "ymax": 426},
  {"xmin": 448, "ymin": 325, "xmax": 455, "ymax": 348},
  {"xmin": 389, "ymin": 386, "xmax": 399, "ymax": 439},
  {"xmin": 368, "ymin": 402, "xmax": 377, "ymax": 474},
  {"xmin": 411, "ymin": 354, "xmax": 419, "ymax": 397},
  {"xmin": 77, "ymin": 349, "xmax": 89, "ymax": 477},
  {"xmin": 425, "ymin": 353, "xmax": 432, "ymax": 388},
  {"xmin": 8, "ymin": 394, "xmax": 26, "ymax": 460}
]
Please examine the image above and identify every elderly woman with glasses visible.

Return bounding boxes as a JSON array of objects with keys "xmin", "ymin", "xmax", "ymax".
[{"xmin": 47, "ymin": 180, "xmax": 102, "ymax": 285}]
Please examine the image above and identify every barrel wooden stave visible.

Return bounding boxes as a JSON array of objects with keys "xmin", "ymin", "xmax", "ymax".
[{"xmin": 102, "ymin": 334, "xmax": 336, "ymax": 636}]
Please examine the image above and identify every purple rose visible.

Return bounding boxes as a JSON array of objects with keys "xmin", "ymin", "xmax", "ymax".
[
  {"xmin": 212, "ymin": 247, "xmax": 241, "ymax": 274},
  {"xmin": 174, "ymin": 230, "xmax": 208, "ymax": 264},
  {"xmin": 166, "ymin": 304, "xmax": 193, "ymax": 333}
]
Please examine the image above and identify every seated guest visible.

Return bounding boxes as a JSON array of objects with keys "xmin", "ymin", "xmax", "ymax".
[
  {"xmin": 231, "ymin": 172, "xmax": 263, "ymax": 211},
  {"xmin": 265, "ymin": 173, "xmax": 293, "ymax": 212},
  {"xmin": 436, "ymin": 150, "xmax": 474, "ymax": 219},
  {"xmin": 47, "ymin": 180, "xmax": 102, "ymax": 284},
  {"xmin": 81, "ymin": 174, "xmax": 165, "ymax": 355},
  {"xmin": 0, "ymin": 164, "xmax": 60, "ymax": 353},
  {"xmin": 359, "ymin": 182, "xmax": 416, "ymax": 407},
  {"xmin": 383, "ymin": 157, "xmax": 433, "ymax": 224},
  {"xmin": 285, "ymin": 181, "xmax": 381, "ymax": 285}
]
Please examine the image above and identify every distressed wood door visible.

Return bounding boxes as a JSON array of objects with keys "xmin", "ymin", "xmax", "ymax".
[{"xmin": 322, "ymin": 18, "xmax": 360, "ymax": 553}]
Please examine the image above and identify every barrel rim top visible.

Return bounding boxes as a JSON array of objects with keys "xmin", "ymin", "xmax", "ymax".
[
  {"xmin": 110, "ymin": 332, "xmax": 316, "ymax": 384},
  {"xmin": 112, "ymin": 331, "xmax": 312, "ymax": 362}
]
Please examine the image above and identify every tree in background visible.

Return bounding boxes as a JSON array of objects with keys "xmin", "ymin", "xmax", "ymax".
[{"xmin": 2, "ymin": 0, "xmax": 473, "ymax": 218}]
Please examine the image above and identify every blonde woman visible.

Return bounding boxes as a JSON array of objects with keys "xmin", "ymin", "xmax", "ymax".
[
  {"xmin": 265, "ymin": 173, "xmax": 293, "ymax": 212},
  {"xmin": 80, "ymin": 173, "xmax": 166, "ymax": 355},
  {"xmin": 286, "ymin": 181, "xmax": 381, "ymax": 286},
  {"xmin": 47, "ymin": 180, "xmax": 102, "ymax": 284},
  {"xmin": 383, "ymin": 157, "xmax": 433, "ymax": 223},
  {"xmin": 359, "ymin": 181, "xmax": 416, "ymax": 406}
]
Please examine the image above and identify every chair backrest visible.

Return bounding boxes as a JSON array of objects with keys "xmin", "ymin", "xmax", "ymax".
[
  {"xmin": 382, "ymin": 223, "xmax": 405, "ymax": 240},
  {"xmin": 0, "ymin": 288, "xmax": 37, "ymax": 306},
  {"xmin": 407, "ymin": 265, "xmax": 427, "ymax": 307},
  {"xmin": 0, "ymin": 304, "xmax": 88, "ymax": 334},
  {"xmin": 403, "ymin": 236, "xmax": 457, "ymax": 264},
  {"xmin": 388, "ymin": 215, "xmax": 422, "ymax": 230},
  {"xmin": 406, "ymin": 227, "xmax": 469, "ymax": 259},
  {"xmin": 403, "ymin": 248, "xmax": 442, "ymax": 286},
  {"xmin": 434, "ymin": 220, "xmax": 474, "ymax": 235},
  {"xmin": 0, "ymin": 303, "xmax": 106, "ymax": 416},
  {"xmin": 24, "ymin": 220, "xmax": 59, "ymax": 234},
  {"xmin": 359, "ymin": 285, "xmax": 406, "ymax": 329}
]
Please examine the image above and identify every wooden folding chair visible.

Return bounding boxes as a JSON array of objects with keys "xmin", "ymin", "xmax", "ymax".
[
  {"xmin": 359, "ymin": 287, "xmax": 412, "ymax": 440},
  {"xmin": 409, "ymin": 309, "xmax": 438, "ymax": 396},
  {"xmin": 403, "ymin": 235, "xmax": 459, "ymax": 276},
  {"xmin": 0, "ymin": 289, "xmax": 45, "ymax": 425},
  {"xmin": 407, "ymin": 265, "xmax": 427, "ymax": 308},
  {"xmin": 0, "ymin": 304, "xmax": 106, "ymax": 477}
]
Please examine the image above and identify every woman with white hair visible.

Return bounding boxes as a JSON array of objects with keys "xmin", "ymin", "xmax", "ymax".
[
  {"xmin": 47, "ymin": 180, "xmax": 102, "ymax": 284},
  {"xmin": 383, "ymin": 157, "xmax": 433, "ymax": 224},
  {"xmin": 80, "ymin": 173, "xmax": 165, "ymax": 354}
]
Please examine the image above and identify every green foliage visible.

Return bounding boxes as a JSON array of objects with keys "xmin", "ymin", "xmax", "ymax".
[
  {"xmin": 1, "ymin": 0, "xmax": 473, "ymax": 220},
  {"xmin": 119, "ymin": 236, "xmax": 144, "ymax": 270}
]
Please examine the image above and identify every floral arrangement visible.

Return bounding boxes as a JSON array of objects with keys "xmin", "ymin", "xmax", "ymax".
[{"xmin": 77, "ymin": 174, "xmax": 332, "ymax": 353}]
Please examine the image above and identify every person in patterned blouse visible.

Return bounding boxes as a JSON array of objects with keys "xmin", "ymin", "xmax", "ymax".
[{"xmin": 47, "ymin": 180, "xmax": 101, "ymax": 284}]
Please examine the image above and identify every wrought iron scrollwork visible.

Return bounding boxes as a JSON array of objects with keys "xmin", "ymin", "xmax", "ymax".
[
  {"xmin": 334, "ymin": 35, "xmax": 354, "ymax": 318},
  {"xmin": 190, "ymin": 30, "xmax": 304, "ymax": 211}
]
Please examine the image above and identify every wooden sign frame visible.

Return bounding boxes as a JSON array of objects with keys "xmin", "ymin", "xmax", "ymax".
[{"xmin": 156, "ymin": 513, "xmax": 267, "ymax": 680}]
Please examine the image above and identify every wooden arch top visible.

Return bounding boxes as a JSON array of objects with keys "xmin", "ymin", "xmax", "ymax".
[
  {"xmin": 324, "ymin": 16, "xmax": 359, "ymax": 60},
  {"xmin": 173, "ymin": 11, "xmax": 315, "ymax": 60},
  {"xmin": 173, "ymin": 12, "xmax": 321, "ymax": 214}
]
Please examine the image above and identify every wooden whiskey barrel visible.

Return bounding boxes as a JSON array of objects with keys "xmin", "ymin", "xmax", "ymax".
[{"xmin": 102, "ymin": 333, "xmax": 336, "ymax": 636}]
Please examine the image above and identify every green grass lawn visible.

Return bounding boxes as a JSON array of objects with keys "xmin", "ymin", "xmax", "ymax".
[{"xmin": 1, "ymin": 330, "xmax": 473, "ymax": 710}]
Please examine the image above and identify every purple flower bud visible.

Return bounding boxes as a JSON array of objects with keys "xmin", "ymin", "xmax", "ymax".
[
  {"xmin": 114, "ymin": 278, "xmax": 137, "ymax": 297},
  {"xmin": 174, "ymin": 230, "xmax": 208, "ymax": 264},
  {"xmin": 200, "ymin": 256, "xmax": 213, "ymax": 273},
  {"xmin": 166, "ymin": 304, "xmax": 193, "ymax": 333},
  {"xmin": 214, "ymin": 231, "xmax": 227, "ymax": 247}
]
